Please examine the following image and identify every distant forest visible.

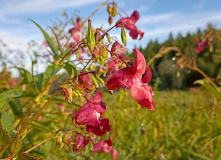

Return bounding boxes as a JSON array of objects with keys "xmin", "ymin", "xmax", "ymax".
[{"xmin": 125, "ymin": 24, "xmax": 221, "ymax": 90}]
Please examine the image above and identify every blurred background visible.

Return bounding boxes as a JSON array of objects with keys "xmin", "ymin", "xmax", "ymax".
[{"xmin": 0, "ymin": 0, "xmax": 221, "ymax": 159}]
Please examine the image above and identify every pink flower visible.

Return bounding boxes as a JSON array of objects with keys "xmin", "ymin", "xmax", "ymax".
[
  {"xmin": 78, "ymin": 71, "xmax": 94, "ymax": 92},
  {"xmin": 111, "ymin": 41, "xmax": 128, "ymax": 55},
  {"xmin": 73, "ymin": 134, "xmax": 90, "ymax": 153},
  {"xmin": 116, "ymin": 11, "xmax": 144, "ymax": 40},
  {"xmin": 73, "ymin": 90, "xmax": 111, "ymax": 136},
  {"xmin": 43, "ymin": 40, "xmax": 49, "ymax": 47},
  {"xmin": 91, "ymin": 133, "xmax": 118, "ymax": 160},
  {"xmin": 57, "ymin": 103, "xmax": 63, "ymax": 108},
  {"xmin": 108, "ymin": 61, "xmax": 118, "ymax": 72},
  {"xmin": 106, "ymin": 49, "xmax": 154, "ymax": 111},
  {"xmin": 12, "ymin": 79, "xmax": 17, "ymax": 87},
  {"xmin": 196, "ymin": 38, "xmax": 209, "ymax": 53}
]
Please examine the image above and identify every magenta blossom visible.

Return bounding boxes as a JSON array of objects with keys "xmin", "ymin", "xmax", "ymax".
[
  {"xmin": 91, "ymin": 133, "xmax": 118, "ymax": 160},
  {"xmin": 108, "ymin": 61, "xmax": 118, "ymax": 72},
  {"xmin": 116, "ymin": 10, "xmax": 144, "ymax": 40},
  {"xmin": 196, "ymin": 38, "xmax": 210, "ymax": 53},
  {"xmin": 106, "ymin": 49, "xmax": 154, "ymax": 111},
  {"xmin": 73, "ymin": 90, "xmax": 111, "ymax": 136},
  {"xmin": 73, "ymin": 134, "xmax": 90, "ymax": 153},
  {"xmin": 111, "ymin": 41, "xmax": 128, "ymax": 55},
  {"xmin": 78, "ymin": 71, "xmax": 94, "ymax": 92}
]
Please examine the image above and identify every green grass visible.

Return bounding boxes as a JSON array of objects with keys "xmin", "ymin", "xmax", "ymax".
[{"xmin": 22, "ymin": 89, "xmax": 221, "ymax": 160}]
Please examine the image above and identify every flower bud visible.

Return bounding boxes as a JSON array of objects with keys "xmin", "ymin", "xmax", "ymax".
[
  {"xmin": 108, "ymin": 16, "xmax": 113, "ymax": 25},
  {"xmin": 76, "ymin": 47, "xmax": 80, "ymax": 59},
  {"xmin": 73, "ymin": 134, "xmax": 90, "ymax": 153},
  {"xmin": 64, "ymin": 132, "xmax": 72, "ymax": 148},
  {"xmin": 56, "ymin": 137, "xmax": 63, "ymax": 146},
  {"xmin": 106, "ymin": 33, "xmax": 111, "ymax": 43},
  {"xmin": 63, "ymin": 87, "xmax": 72, "ymax": 103},
  {"xmin": 96, "ymin": 75, "xmax": 104, "ymax": 84}
]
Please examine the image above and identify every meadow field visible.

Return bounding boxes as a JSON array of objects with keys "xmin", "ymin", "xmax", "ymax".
[{"xmin": 18, "ymin": 89, "xmax": 220, "ymax": 160}]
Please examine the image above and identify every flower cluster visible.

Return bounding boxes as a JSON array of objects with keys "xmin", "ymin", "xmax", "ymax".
[
  {"xmin": 106, "ymin": 49, "xmax": 154, "ymax": 111},
  {"xmin": 72, "ymin": 90, "xmax": 117, "ymax": 159}
]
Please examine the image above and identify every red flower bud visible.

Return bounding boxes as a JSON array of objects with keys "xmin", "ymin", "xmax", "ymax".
[{"xmin": 73, "ymin": 134, "xmax": 90, "ymax": 153}]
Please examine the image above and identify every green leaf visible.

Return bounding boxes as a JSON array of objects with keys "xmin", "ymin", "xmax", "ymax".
[
  {"xmin": 0, "ymin": 90, "xmax": 26, "ymax": 108},
  {"xmin": 42, "ymin": 65, "xmax": 61, "ymax": 88},
  {"xmin": 0, "ymin": 125, "xmax": 11, "ymax": 146},
  {"xmin": 194, "ymin": 79, "xmax": 221, "ymax": 101},
  {"xmin": 35, "ymin": 74, "xmax": 44, "ymax": 91},
  {"xmin": 18, "ymin": 68, "xmax": 34, "ymax": 88},
  {"xmin": 1, "ymin": 108, "xmax": 14, "ymax": 135},
  {"xmin": 30, "ymin": 20, "xmax": 59, "ymax": 58},
  {"xmin": 87, "ymin": 20, "xmax": 95, "ymax": 51},
  {"xmin": 8, "ymin": 99, "xmax": 23, "ymax": 118},
  {"xmin": 64, "ymin": 62, "xmax": 78, "ymax": 77},
  {"xmin": 10, "ymin": 133, "xmax": 23, "ymax": 157}
]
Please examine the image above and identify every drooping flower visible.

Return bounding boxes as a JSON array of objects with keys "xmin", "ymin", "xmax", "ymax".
[
  {"xmin": 73, "ymin": 134, "xmax": 90, "ymax": 153},
  {"xmin": 78, "ymin": 71, "xmax": 94, "ymax": 92},
  {"xmin": 73, "ymin": 90, "xmax": 111, "ymax": 136},
  {"xmin": 91, "ymin": 133, "xmax": 118, "ymax": 160},
  {"xmin": 106, "ymin": 49, "xmax": 154, "ymax": 111},
  {"xmin": 111, "ymin": 41, "xmax": 128, "ymax": 55},
  {"xmin": 116, "ymin": 11, "xmax": 144, "ymax": 40},
  {"xmin": 196, "ymin": 38, "xmax": 209, "ymax": 53}
]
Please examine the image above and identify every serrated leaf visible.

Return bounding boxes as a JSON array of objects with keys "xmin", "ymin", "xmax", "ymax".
[
  {"xmin": 0, "ymin": 125, "xmax": 11, "ymax": 146},
  {"xmin": 31, "ymin": 20, "xmax": 59, "ymax": 58},
  {"xmin": 10, "ymin": 133, "xmax": 23, "ymax": 157},
  {"xmin": 17, "ymin": 68, "xmax": 34, "ymax": 88},
  {"xmin": 1, "ymin": 108, "xmax": 14, "ymax": 135},
  {"xmin": 8, "ymin": 99, "xmax": 23, "ymax": 118},
  {"xmin": 18, "ymin": 153, "xmax": 43, "ymax": 160},
  {"xmin": 0, "ymin": 90, "xmax": 26, "ymax": 108},
  {"xmin": 42, "ymin": 65, "xmax": 61, "ymax": 88},
  {"xmin": 64, "ymin": 62, "xmax": 78, "ymax": 77},
  {"xmin": 194, "ymin": 79, "xmax": 221, "ymax": 101}
]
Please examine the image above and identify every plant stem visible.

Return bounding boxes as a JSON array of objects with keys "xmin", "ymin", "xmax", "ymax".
[
  {"xmin": 26, "ymin": 88, "xmax": 61, "ymax": 129},
  {"xmin": 23, "ymin": 129, "xmax": 64, "ymax": 153},
  {"xmin": 83, "ymin": 2, "xmax": 108, "ymax": 24}
]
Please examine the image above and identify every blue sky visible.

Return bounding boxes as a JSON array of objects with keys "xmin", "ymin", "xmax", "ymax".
[{"xmin": 1, "ymin": 0, "xmax": 221, "ymax": 50}]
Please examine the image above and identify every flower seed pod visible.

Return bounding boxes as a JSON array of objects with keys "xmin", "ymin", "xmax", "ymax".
[
  {"xmin": 110, "ymin": 5, "xmax": 117, "ymax": 17},
  {"xmin": 121, "ymin": 23, "xmax": 127, "ymax": 46},
  {"xmin": 87, "ymin": 19, "xmax": 95, "ymax": 51},
  {"xmin": 107, "ymin": 6, "xmax": 112, "ymax": 14},
  {"xmin": 108, "ymin": 16, "xmax": 113, "ymax": 25}
]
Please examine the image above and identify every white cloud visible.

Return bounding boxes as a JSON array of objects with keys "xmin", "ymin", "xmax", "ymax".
[
  {"xmin": 139, "ymin": 10, "xmax": 221, "ymax": 40},
  {"xmin": 1, "ymin": 0, "xmax": 103, "ymax": 15}
]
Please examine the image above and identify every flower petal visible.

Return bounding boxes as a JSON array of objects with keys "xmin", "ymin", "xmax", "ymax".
[
  {"xmin": 130, "ymin": 49, "xmax": 146, "ymax": 77},
  {"xmin": 142, "ymin": 67, "xmax": 152, "ymax": 83}
]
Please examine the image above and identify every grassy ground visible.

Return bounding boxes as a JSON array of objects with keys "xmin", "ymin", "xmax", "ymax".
[{"xmin": 23, "ymin": 89, "xmax": 221, "ymax": 160}]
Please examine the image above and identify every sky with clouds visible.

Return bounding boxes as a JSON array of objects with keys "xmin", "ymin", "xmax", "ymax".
[
  {"xmin": 0, "ymin": 0, "xmax": 221, "ymax": 76},
  {"xmin": 1, "ymin": 0, "xmax": 221, "ymax": 49}
]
